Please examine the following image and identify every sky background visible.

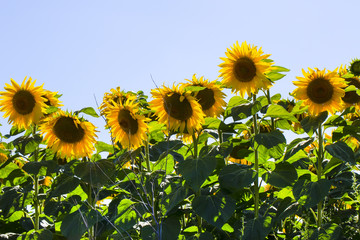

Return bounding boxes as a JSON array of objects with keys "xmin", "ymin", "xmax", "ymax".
[{"xmin": 1, "ymin": 0, "xmax": 360, "ymax": 143}]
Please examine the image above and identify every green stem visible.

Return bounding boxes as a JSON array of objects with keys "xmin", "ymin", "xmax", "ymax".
[
  {"xmin": 32, "ymin": 125, "xmax": 40, "ymax": 231},
  {"xmin": 266, "ymin": 89, "xmax": 275, "ymax": 131},
  {"xmin": 192, "ymin": 132, "xmax": 198, "ymax": 159},
  {"xmin": 252, "ymin": 94, "xmax": 260, "ymax": 219},
  {"xmin": 317, "ymin": 123, "xmax": 324, "ymax": 228},
  {"xmin": 145, "ymin": 138, "xmax": 151, "ymax": 172}
]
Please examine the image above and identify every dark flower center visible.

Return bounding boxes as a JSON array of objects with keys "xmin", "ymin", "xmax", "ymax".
[
  {"xmin": 12, "ymin": 90, "xmax": 36, "ymax": 115},
  {"xmin": 342, "ymin": 78, "xmax": 360, "ymax": 104},
  {"xmin": 350, "ymin": 60, "xmax": 360, "ymax": 76},
  {"xmin": 307, "ymin": 78, "xmax": 334, "ymax": 104},
  {"xmin": 233, "ymin": 57, "xmax": 257, "ymax": 82},
  {"xmin": 163, "ymin": 93, "xmax": 193, "ymax": 121},
  {"xmin": 196, "ymin": 87, "xmax": 215, "ymax": 111},
  {"xmin": 118, "ymin": 109, "xmax": 138, "ymax": 135},
  {"xmin": 54, "ymin": 116, "xmax": 85, "ymax": 143}
]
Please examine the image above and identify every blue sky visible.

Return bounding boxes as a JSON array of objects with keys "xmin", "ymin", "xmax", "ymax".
[{"xmin": 1, "ymin": 0, "xmax": 359, "ymax": 142}]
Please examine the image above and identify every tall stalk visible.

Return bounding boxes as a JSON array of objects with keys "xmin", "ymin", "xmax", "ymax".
[
  {"xmin": 317, "ymin": 123, "xmax": 324, "ymax": 228},
  {"xmin": 32, "ymin": 125, "xmax": 40, "ymax": 231},
  {"xmin": 252, "ymin": 94, "xmax": 260, "ymax": 219},
  {"xmin": 192, "ymin": 132, "xmax": 202, "ymax": 233}
]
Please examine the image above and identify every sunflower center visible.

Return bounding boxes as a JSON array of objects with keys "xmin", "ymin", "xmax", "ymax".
[
  {"xmin": 306, "ymin": 78, "xmax": 334, "ymax": 104},
  {"xmin": 118, "ymin": 109, "xmax": 138, "ymax": 135},
  {"xmin": 164, "ymin": 93, "xmax": 193, "ymax": 121},
  {"xmin": 233, "ymin": 57, "xmax": 257, "ymax": 82},
  {"xmin": 342, "ymin": 78, "xmax": 360, "ymax": 104},
  {"xmin": 350, "ymin": 60, "xmax": 360, "ymax": 76},
  {"xmin": 196, "ymin": 88, "xmax": 215, "ymax": 110},
  {"xmin": 12, "ymin": 90, "xmax": 36, "ymax": 115},
  {"xmin": 53, "ymin": 117, "xmax": 85, "ymax": 143}
]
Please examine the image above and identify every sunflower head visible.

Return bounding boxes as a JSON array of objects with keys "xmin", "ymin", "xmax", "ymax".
[
  {"xmin": 292, "ymin": 68, "xmax": 347, "ymax": 116},
  {"xmin": 183, "ymin": 74, "xmax": 226, "ymax": 118},
  {"xmin": 100, "ymin": 87, "xmax": 137, "ymax": 116},
  {"xmin": 106, "ymin": 99, "xmax": 149, "ymax": 150},
  {"xmin": 42, "ymin": 90, "xmax": 63, "ymax": 109},
  {"xmin": 0, "ymin": 77, "xmax": 46, "ymax": 129},
  {"xmin": 219, "ymin": 41, "xmax": 273, "ymax": 97},
  {"xmin": 0, "ymin": 143, "xmax": 8, "ymax": 164},
  {"xmin": 350, "ymin": 58, "xmax": 360, "ymax": 76},
  {"xmin": 39, "ymin": 111, "xmax": 97, "ymax": 159},
  {"xmin": 150, "ymin": 84, "xmax": 205, "ymax": 135},
  {"xmin": 228, "ymin": 142, "xmax": 252, "ymax": 165}
]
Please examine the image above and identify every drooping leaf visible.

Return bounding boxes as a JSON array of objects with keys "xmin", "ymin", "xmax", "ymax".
[
  {"xmin": 49, "ymin": 174, "xmax": 80, "ymax": 197},
  {"xmin": 17, "ymin": 229, "xmax": 53, "ymax": 240},
  {"xmin": 264, "ymin": 105, "xmax": 298, "ymax": 122},
  {"xmin": 74, "ymin": 159, "xmax": 116, "ymax": 187},
  {"xmin": 76, "ymin": 107, "xmax": 99, "ymax": 118},
  {"xmin": 293, "ymin": 178, "xmax": 331, "ymax": 208},
  {"xmin": 300, "ymin": 111, "xmax": 328, "ymax": 136},
  {"xmin": 262, "ymin": 162, "xmax": 298, "ymax": 188},
  {"xmin": 161, "ymin": 216, "xmax": 181, "ymax": 240},
  {"xmin": 325, "ymin": 141, "xmax": 356, "ymax": 165},
  {"xmin": 219, "ymin": 164, "xmax": 256, "ymax": 192},
  {"xmin": 177, "ymin": 156, "xmax": 217, "ymax": 191},
  {"xmin": 113, "ymin": 199, "xmax": 138, "ymax": 232},
  {"xmin": 192, "ymin": 193, "xmax": 236, "ymax": 229},
  {"xmin": 284, "ymin": 138, "xmax": 313, "ymax": 161},
  {"xmin": 242, "ymin": 216, "xmax": 272, "ymax": 240}
]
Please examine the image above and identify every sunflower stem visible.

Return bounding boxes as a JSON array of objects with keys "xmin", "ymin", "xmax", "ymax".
[
  {"xmin": 252, "ymin": 94, "xmax": 260, "ymax": 219},
  {"xmin": 266, "ymin": 89, "xmax": 275, "ymax": 131},
  {"xmin": 145, "ymin": 138, "xmax": 151, "ymax": 172},
  {"xmin": 32, "ymin": 125, "xmax": 40, "ymax": 231},
  {"xmin": 317, "ymin": 122, "xmax": 324, "ymax": 229},
  {"xmin": 192, "ymin": 132, "xmax": 198, "ymax": 159}
]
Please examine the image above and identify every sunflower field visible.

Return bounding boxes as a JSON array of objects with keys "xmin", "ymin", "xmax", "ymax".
[{"xmin": 0, "ymin": 41, "xmax": 360, "ymax": 240}]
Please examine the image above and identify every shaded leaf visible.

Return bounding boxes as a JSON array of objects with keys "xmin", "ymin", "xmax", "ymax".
[
  {"xmin": 74, "ymin": 159, "xmax": 115, "ymax": 187},
  {"xmin": 219, "ymin": 164, "xmax": 256, "ymax": 192},
  {"xmin": 325, "ymin": 141, "xmax": 356, "ymax": 165},
  {"xmin": 293, "ymin": 178, "xmax": 331, "ymax": 208},
  {"xmin": 262, "ymin": 162, "xmax": 298, "ymax": 188}
]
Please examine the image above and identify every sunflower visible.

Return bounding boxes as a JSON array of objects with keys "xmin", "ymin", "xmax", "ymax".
[
  {"xmin": 349, "ymin": 58, "xmax": 360, "ymax": 76},
  {"xmin": 219, "ymin": 41, "xmax": 273, "ymax": 97},
  {"xmin": 100, "ymin": 87, "xmax": 137, "ymax": 116},
  {"xmin": 0, "ymin": 143, "xmax": 8, "ymax": 165},
  {"xmin": 40, "ymin": 111, "xmax": 97, "ymax": 159},
  {"xmin": 0, "ymin": 77, "xmax": 46, "ymax": 129},
  {"xmin": 228, "ymin": 143, "xmax": 252, "ymax": 165},
  {"xmin": 42, "ymin": 90, "xmax": 63, "ymax": 109},
  {"xmin": 182, "ymin": 74, "xmax": 226, "ymax": 118},
  {"xmin": 337, "ymin": 65, "xmax": 360, "ymax": 109},
  {"xmin": 106, "ymin": 99, "xmax": 148, "ymax": 150},
  {"xmin": 292, "ymin": 68, "xmax": 347, "ymax": 116},
  {"xmin": 150, "ymin": 84, "xmax": 205, "ymax": 135}
]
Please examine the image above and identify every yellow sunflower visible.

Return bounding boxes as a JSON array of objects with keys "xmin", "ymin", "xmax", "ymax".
[
  {"xmin": 0, "ymin": 143, "xmax": 8, "ymax": 165},
  {"xmin": 106, "ymin": 99, "xmax": 148, "ymax": 150},
  {"xmin": 39, "ymin": 111, "xmax": 97, "ymax": 159},
  {"xmin": 183, "ymin": 74, "xmax": 226, "ymax": 118},
  {"xmin": 0, "ymin": 77, "xmax": 46, "ymax": 129},
  {"xmin": 337, "ymin": 65, "xmax": 360, "ymax": 109},
  {"xmin": 292, "ymin": 68, "xmax": 347, "ymax": 116},
  {"xmin": 42, "ymin": 90, "xmax": 63, "ymax": 109},
  {"xmin": 150, "ymin": 84, "xmax": 205, "ymax": 135},
  {"xmin": 219, "ymin": 41, "xmax": 273, "ymax": 97},
  {"xmin": 100, "ymin": 87, "xmax": 137, "ymax": 116}
]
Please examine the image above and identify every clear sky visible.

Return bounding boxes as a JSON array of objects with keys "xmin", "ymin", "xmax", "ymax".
[{"xmin": 1, "ymin": 0, "xmax": 359, "ymax": 143}]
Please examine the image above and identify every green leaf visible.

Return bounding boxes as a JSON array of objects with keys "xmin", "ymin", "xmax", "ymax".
[
  {"xmin": 183, "ymin": 85, "xmax": 206, "ymax": 92},
  {"xmin": 284, "ymin": 138, "xmax": 313, "ymax": 161},
  {"xmin": 271, "ymin": 65, "xmax": 290, "ymax": 72},
  {"xmin": 262, "ymin": 162, "xmax": 298, "ymax": 188},
  {"xmin": 254, "ymin": 130, "xmax": 286, "ymax": 158},
  {"xmin": 242, "ymin": 216, "xmax": 272, "ymax": 240},
  {"xmin": 95, "ymin": 141, "xmax": 114, "ymax": 154},
  {"xmin": 114, "ymin": 199, "xmax": 138, "ymax": 231},
  {"xmin": 300, "ymin": 111, "xmax": 328, "ymax": 135},
  {"xmin": 231, "ymin": 102, "xmax": 260, "ymax": 121},
  {"xmin": 177, "ymin": 156, "xmax": 217, "ymax": 191},
  {"xmin": 203, "ymin": 117, "xmax": 222, "ymax": 129},
  {"xmin": 49, "ymin": 174, "xmax": 80, "ymax": 197},
  {"xmin": 264, "ymin": 105, "xmax": 298, "ymax": 122},
  {"xmin": 61, "ymin": 207, "xmax": 101, "ymax": 239},
  {"xmin": 74, "ymin": 159, "xmax": 116, "ymax": 187},
  {"xmin": 161, "ymin": 216, "xmax": 181, "ymax": 240},
  {"xmin": 219, "ymin": 164, "xmax": 256, "ymax": 192},
  {"xmin": 153, "ymin": 154, "xmax": 175, "ymax": 175},
  {"xmin": 192, "ymin": 193, "xmax": 236, "ymax": 229},
  {"xmin": 17, "ymin": 229, "xmax": 53, "ymax": 240},
  {"xmin": 165, "ymin": 184, "xmax": 189, "ymax": 215},
  {"xmin": 13, "ymin": 135, "xmax": 42, "ymax": 155},
  {"xmin": 224, "ymin": 96, "xmax": 248, "ymax": 119},
  {"xmin": 293, "ymin": 178, "xmax": 331, "ymax": 208},
  {"xmin": 325, "ymin": 141, "xmax": 356, "ymax": 165},
  {"xmin": 266, "ymin": 72, "xmax": 286, "ymax": 81},
  {"xmin": 76, "ymin": 107, "xmax": 99, "ymax": 118}
]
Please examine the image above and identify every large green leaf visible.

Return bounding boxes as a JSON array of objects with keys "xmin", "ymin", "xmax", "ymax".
[
  {"xmin": 300, "ymin": 111, "xmax": 328, "ymax": 136},
  {"xmin": 242, "ymin": 216, "xmax": 272, "ymax": 240},
  {"xmin": 192, "ymin": 193, "xmax": 236, "ymax": 229},
  {"xmin": 264, "ymin": 104, "xmax": 298, "ymax": 122},
  {"xmin": 262, "ymin": 162, "xmax": 298, "ymax": 188},
  {"xmin": 231, "ymin": 102, "xmax": 261, "ymax": 121},
  {"xmin": 177, "ymin": 156, "xmax": 217, "ymax": 191},
  {"xmin": 161, "ymin": 216, "xmax": 181, "ymax": 240},
  {"xmin": 219, "ymin": 164, "xmax": 256, "ymax": 192},
  {"xmin": 284, "ymin": 138, "xmax": 313, "ymax": 161},
  {"xmin": 114, "ymin": 199, "xmax": 138, "ymax": 232},
  {"xmin": 254, "ymin": 130, "xmax": 286, "ymax": 158},
  {"xmin": 75, "ymin": 107, "xmax": 99, "ymax": 118},
  {"xmin": 17, "ymin": 229, "xmax": 53, "ymax": 240},
  {"xmin": 74, "ymin": 159, "xmax": 115, "ymax": 187},
  {"xmin": 61, "ymin": 206, "xmax": 101, "ymax": 239},
  {"xmin": 325, "ymin": 141, "xmax": 356, "ymax": 165},
  {"xmin": 293, "ymin": 178, "xmax": 331, "ymax": 208},
  {"xmin": 49, "ymin": 174, "xmax": 80, "ymax": 197}
]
